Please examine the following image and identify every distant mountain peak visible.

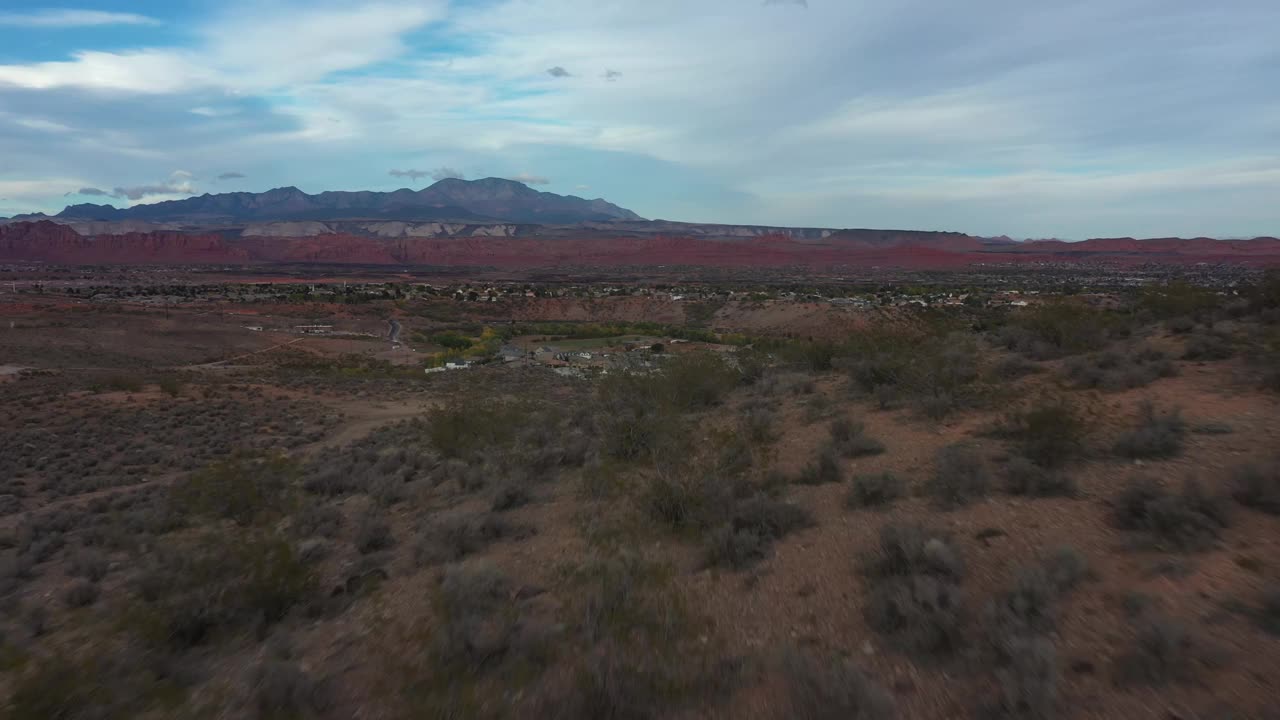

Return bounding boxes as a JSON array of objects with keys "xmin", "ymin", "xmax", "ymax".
[{"xmin": 51, "ymin": 178, "xmax": 644, "ymax": 224}]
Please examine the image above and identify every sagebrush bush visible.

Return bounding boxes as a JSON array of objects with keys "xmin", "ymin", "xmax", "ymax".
[
  {"xmin": 1114, "ymin": 614, "xmax": 1206, "ymax": 686},
  {"xmin": 1114, "ymin": 402, "xmax": 1186, "ymax": 459},
  {"xmin": 63, "ymin": 579, "xmax": 100, "ymax": 608},
  {"xmin": 1232, "ymin": 459, "xmax": 1280, "ymax": 514},
  {"xmin": 997, "ymin": 395, "xmax": 1087, "ymax": 469},
  {"xmin": 865, "ymin": 523, "xmax": 964, "ymax": 581},
  {"xmin": 1004, "ymin": 457, "xmax": 1077, "ymax": 498},
  {"xmin": 133, "ymin": 530, "xmax": 314, "ymax": 649},
  {"xmin": 829, "ymin": 417, "xmax": 886, "ymax": 458},
  {"xmin": 1063, "ymin": 345, "xmax": 1176, "ymax": 391},
  {"xmin": 704, "ymin": 497, "xmax": 813, "ymax": 570},
  {"xmin": 865, "ymin": 574, "xmax": 966, "ymax": 657},
  {"xmin": 1183, "ymin": 331, "xmax": 1234, "ymax": 361},
  {"xmin": 795, "ymin": 444, "xmax": 842, "ymax": 486},
  {"xmin": 354, "ymin": 509, "xmax": 394, "ymax": 554},
  {"xmin": 252, "ymin": 659, "xmax": 331, "ymax": 719},
  {"xmin": 993, "ymin": 635, "xmax": 1058, "ymax": 720},
  {"xmin": 173, "ymin": 454, "xmax": 297, "ymax": 526},
  {"xmin": 1112, "ymin": 477, "xmax": 1229, "ymax": 550},
  {"xmin": 846, "ymin": 472, "xmax": 904, "ymax": 509},
  {"xmin": 414, "ymin": 512, "xmax": 522, "ymax": 566},
  {"xmin": 928, "ymin": 443, "xmax": 990, "ymax": 508},
  {"xmin": 783, "ymin": 650, "xmax": 893, "ymax": 720}
]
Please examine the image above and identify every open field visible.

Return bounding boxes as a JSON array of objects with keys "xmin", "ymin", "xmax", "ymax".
[{"xmin": 1, "ymin": 271, "xmax": 1279, "ymax": 719}]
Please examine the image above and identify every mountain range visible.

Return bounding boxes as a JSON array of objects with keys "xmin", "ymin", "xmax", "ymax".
[
  {"xmin": 1, "ymin": 178, "xmax": 1277, "ymax": 268},
  {"xmin": 13, "ymin": 178, "xmax": 644, "ymax": 225}
]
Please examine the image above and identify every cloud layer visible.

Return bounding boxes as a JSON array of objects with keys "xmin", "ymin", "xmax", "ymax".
[{"xmin": 1, "ymin": 0, "xmax": 1277, "ymax": 238}]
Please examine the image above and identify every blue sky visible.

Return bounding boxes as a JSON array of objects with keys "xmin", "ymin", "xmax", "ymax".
[{"xmin": 0, "ymin": 0, "xmax": 1277, "ymax": 238}]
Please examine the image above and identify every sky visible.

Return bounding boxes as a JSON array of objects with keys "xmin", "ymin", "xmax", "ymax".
[{"xmin": 0, "ymin": 0, "xmax": 1277, "ymax": 239}]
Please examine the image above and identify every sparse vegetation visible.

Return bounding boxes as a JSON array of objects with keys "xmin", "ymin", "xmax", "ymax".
[
  {"xmin": 927, "ymin": 443, "xmax": 990, "ymax": 508},
  {"xmin": 846, "ymin": 472, "xmax": 905, "ymax": 509},
  {"xmin": 1114, "ymin": 402, "xmax": 1186, "ymax": 459},
  {"xmin": 1232, "ymin": 458, "xmax": 1280, "ymax": 514},
  {"xmin": 1112, "ymin": 477, "xmax": 1230, "ymax": 550},
  {"xmin": 1063, "ymin": 345, "xmax": 1176, "ymax": 391}
]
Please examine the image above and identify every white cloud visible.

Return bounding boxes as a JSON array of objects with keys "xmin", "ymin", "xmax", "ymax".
[
  {"xmin": 507, "ymin": 173, "xmax": 550, "ymax": 185},
  {"xmin": 0, "ymin": 2, "xmax": 445, "ymax": 93},
  {"xmin": 0, "ymin": 10, "xmax": 160, "ymax": 28}
]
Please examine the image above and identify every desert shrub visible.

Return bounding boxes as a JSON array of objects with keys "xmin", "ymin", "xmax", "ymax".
[
  {"xmin": 1164, "ymin": 316, "xmax": 1196, "ymax": 334},
  {"xmin": 664, "ymin": 352, "xmax": 741, "ymax": 410},
  {"xmin": 846, "ymin": 472, "xmax": 904, "ymax": 509},
  {"xmin": 732, "ymin": 497, "xmax": 815, "ymax": 540},
  {"xmin": 68, "ymin": 547, "xmax": 110, "ymax": 582},
  {"xmin": 1183, "ymin": 331, "xmax": 1234, "ymax": 360},
  {"xmin": 596, "ymin": 375, "xmax": 688, "ymax": 462},
  {"xmin": 1063, "ymin": 345, "xmax": 1176, "ymax": 391},
  {"xmin": 865, "ymin": 574, "xmax": 966, "ymax": 656},
  {"xmin": 492, "ymin": 483, "xmax": 532, "ymax": 512},
  {"xmin": 706, "ymin": 497, "xmax": 814, "ymax": 570},
  {"xmin": 293, "ymin": 503, "xmax": 343, "ymax": 539},
  {"xmin": 132, "ymin": 529, "xmax": 314, "ymax": 649},
  {"xmin": 741, "ymin": 407, "xmax": 777, "ymax": 445},
  {"xmin": 996, "ymin": 395, "xmax": 1087, "ymax": 469},
  {"xmin": 783, "ymin": 650, "xmax": 893, "ymax": 720},
  {"xmin": 426, "ymin": 402, "xmax": 527, "ymax": 460},
  {"xmin": 841, "ymin": 323, "xmax": 981, "ymax": 417},
  {"xmin": 865, "ymin": 523, "xmax": 964, "ymax": 581},
  {"xmin": 354, "ymin": 509, "xmax": 394, "ymax": 555},
  {"xmin": 1114, "ymin": 402, "xmax": 1185, "ymax": 459},
  {"xmin": 927, "ymin": 443, "xmax": 990, "ymax": 508},
  {"xmin": 997, "ymin": 301, "xmax": 1112, "ymax": 359},
  {"xmin": 1004, "ymin": 457, "xmax": 1077, "ymax": 498},
  {"xmin": 992, "ymin": 635, "xmax": 1058, "ymax": 720},
  {"xmin": 1231, "ymin": 459, "xmax": 1280, "ymax": 514},
  {"xmin": 430, "ymin": 560, "xmax": 516, "ymax": 671},
  {"xmin": 157, "ymin": 376, "xmax": 185, "ymax": 397},
  {"xmin": 1141, "ymin": 281, "xmax": 1221, "ymax": 321},
  {"xmin": 6, "ymin": 650, "xmax": 188, "ymax": 720},
  {"xmin": 251, "ymin": 659, "xmax": 331, "ymax": 719},
  {"xmin": 414, "ymin": 513, "xmax": 522, "ymax": 566},
  {"xmin": 795, "ymin": 443, "xmax": 842, "ymax": 486},
  {"xmin": 1112, "ymin": 477, "xmax": 1230, "ymax": 551},
  {"xmin": 1114, "ymin": 614, "xmax": 1208, "ymax": 686},
  {"xmin": 63, "ymin": 578, "xmax": 100, "ymax": 608},
  {"xmin": 641, "ymin": 472, "xmax": 734, "ymax": 530},
  {"xmin": 1254, "ymin": 585, "xmax": 1280, "ymax": 635},
  {"xmin": 172, "ymin": 454, "xmax": 297, "ymax": 526},
  {"xmin": 703, "ymin": 526, "xmax": 768, "ymax": 571},
  {"xmin": 994, "ymin": 354, "xmax": 1043, "ymax": 380},
  {"xmin": 1040, "ymin": 546, "xmax": 1090, "ymax": 593},
  {"xmin": 829, "ymin": 417, "xmax": 886, "ymax": 458}
]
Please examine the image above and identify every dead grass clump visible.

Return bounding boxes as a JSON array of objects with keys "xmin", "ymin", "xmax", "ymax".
[
  {"xmin": 1114, "ymin": 402, "xmax": 1186, "ymax": 459},
  {"xmin": 927, "ymin": 443, "xmax": 990, "ymax": 508},
  {"xmin": 1112, "ymin": 477, "xmax": 1230, "ymax": 551}
]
